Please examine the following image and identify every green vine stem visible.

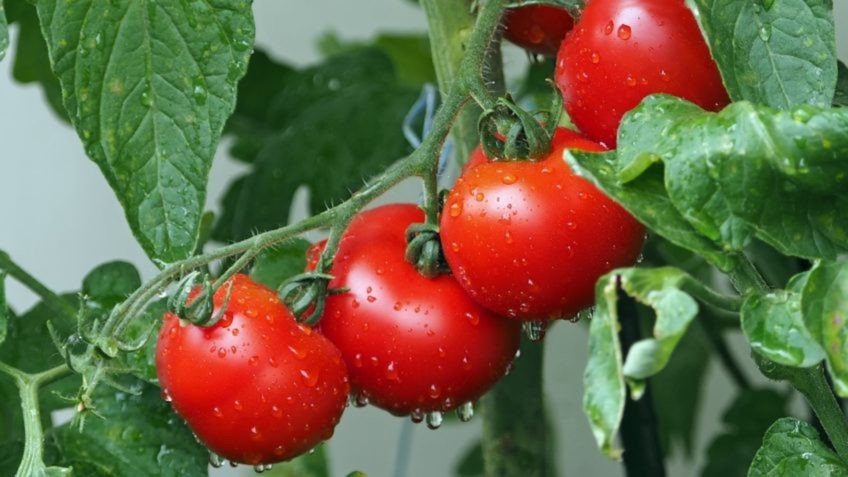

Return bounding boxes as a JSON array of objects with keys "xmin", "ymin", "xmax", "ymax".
[
  {"xmin": 481, "ymin": 338, "xmax": 557, "ymax": 476},
  {"xmin": 0, "ymin": 362, "xmax": 72, "ymax": 477},
  {"xmin": 730, "ymin": 254, "xmax": 848, "ymax": 462},
  {"xmin": 0, "ymin": 251, "xmax": 77, "ymax": 321}
]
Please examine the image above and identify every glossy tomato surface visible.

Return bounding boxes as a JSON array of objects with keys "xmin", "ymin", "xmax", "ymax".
[
  {"xmin": 156, "ymin": 274, "xmax": 349, "ymax": 465},
  {"xmin": 554, "ymin": 0, "xmax": 729, "ymax": 146},
  {"xmin": 440, "ymin": 128, "xmax": 645, "ymax": 321},
  {"xmin": 503, "ymin": 5, "xmax": 574, "ymax": 57},
  {"xmin": 316, "ymin": 204, "xmax": 520, "ymax": 415}
]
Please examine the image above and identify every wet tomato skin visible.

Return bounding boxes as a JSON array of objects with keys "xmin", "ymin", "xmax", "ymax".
[
  {"xmin": 554, "ymin": 0, "xmax": 729, "ymax": 147},
  {"xmin": 156, "ymin": 274, "xmax": 349, "ymax": 465},
  {"xmin": 314, "ymin": 204, "xmax": 521, "ymax": 415},
  {"xmin": 503, "ymin": 5, "xmax": 575, "ymax": 57},
  {"xmin": 440, "ymin": 128, "xmax": 646, "ymax": 321}
]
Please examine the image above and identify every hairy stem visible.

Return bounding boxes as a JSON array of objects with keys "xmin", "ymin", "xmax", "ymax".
[{"xmin": 0, "ymin": 250, "xmax": 76, "ymax": 320}]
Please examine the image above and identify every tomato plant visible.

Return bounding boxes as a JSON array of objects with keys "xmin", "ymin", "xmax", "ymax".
[
  {"xmin": 2, "ymin": 0, "xmax": 848, "ymax": 476},
  {"xmin": 503, "ymin": 5, "xmax": 574, "ymax": 57},
  {"xmin": 441, "ymin": 128, "xmax": 645, "ymax": 320},
  {"xmin": 314, "ymin": 204, "xmax": 520, "ymax": 417},
  {"xmin": 554, "ymin": 0, "xmax": 729, "ymax": 146},
  {"xmin": 156, "ymin": 274, "xmax": 348, "ymax": 465}
]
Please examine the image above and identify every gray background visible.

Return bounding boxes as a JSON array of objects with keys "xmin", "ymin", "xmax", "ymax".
[{"xmin": 2, "ymin": 2, "xmax": 847, "ymax": 476}]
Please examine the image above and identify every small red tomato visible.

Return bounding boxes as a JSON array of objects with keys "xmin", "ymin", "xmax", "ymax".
[
  {"xmin": 503, "ymin": 5, "xmax": 575, "ymax": 57},
  {"xmin": 440, "ymin": 128, "xmax": 645, "ymax": 321},
  {"xmin": 156, "ymin": 274, "xmax": 349, "ymax": 465},
  {"xmin": 315, "ymin": 204, "xmax": 520, "ymax": 416},
  {"xmin": 554, "ymin": 0, "xmax": 729, "ymax": 147}
]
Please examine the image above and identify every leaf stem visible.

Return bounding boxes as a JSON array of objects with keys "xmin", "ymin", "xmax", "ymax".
[
  {"xmin": 680, "ymin": 275, "xmax": 742, "ymax": 312},
  {"xmin": 0, "ymin": 250, "xmax": 76, "ymax": 320}
]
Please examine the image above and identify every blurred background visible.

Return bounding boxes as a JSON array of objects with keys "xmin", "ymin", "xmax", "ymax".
[{"xmin": 2, "ymin": 1, "xmax": 847, "ymax": 476}]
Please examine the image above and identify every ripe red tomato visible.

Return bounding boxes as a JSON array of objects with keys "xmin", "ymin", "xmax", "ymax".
[
  {"xmin": 554, "ymin": 0, "xmax": 729, "ymax": 147},
  {"xmin": 440, "ymin": 128, "xmax": 645, "ymax": 321},
  {"xmin": 314, "ymin": 204, "xmax": 520, "ymax": 416},
  {"xmin": 156, "ymin": 274, "xmax": 349, "ymax": 465},
  {"xmin": 503, "ymin": 5, "xmax": 574, "ymax": 57}
]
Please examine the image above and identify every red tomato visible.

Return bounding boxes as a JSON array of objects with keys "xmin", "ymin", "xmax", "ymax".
[
  {"xmin": 440, "ymin": 128, "xmax": 645, "ymax": 321},
  {"xmin": 156, "ymin": 274, "xmax": 349, "ymax": 465},
  {"xmin": 314, "ymin": 204, "xmax": 520, "ymax": 416},
  {"xmin": 503, "ymin": 5, "xmax": 575, "ymax": 57},
  {"xmin": 554, "ymin": 0, "xmax": 729, "ymax": 147}
]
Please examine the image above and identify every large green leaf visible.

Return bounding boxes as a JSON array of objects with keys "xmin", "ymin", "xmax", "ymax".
[
  {"xmin": 48, "ymin": 382, "xmax": 208, "ymax": 477},
  {"xmin": 748, "ymin": 417, "xmax": 848, "ymax": 476},
  {"xmin": 3, "ymin": 0, "xmax": 66, "ymax": 120},
  {"xmin": 564, "ymin": 150, "xmax": 733, "ymax": 271},
  {"xmin": 741, "ymin": 290, "xmax": 825, "ymax": 368},
  {"xmin": 34, "ymin": 0, "xmax": 255, "ymax": 263},
  {"xmin": 317, "ymin": 32, "xmax": 436, "ymax": 87},
  {"xmin": 214, "ymin": 48, "xmax": 417, "ymax": 242},
  {"xmin": 608, "ymin": 95, "xmax": 848, "ymax": 260},
  {"xmin": 583, "ymin": 267, "xmax": 700, "ymax": 458},
  {"xmin": 802, "ymin": 261, "xmax": 848, "ymax": 397},
  {"xmin": 701, "ymin": 389, "xmax": 788, "ymax": 477},
  {"xmin": 692, "ymin": 0, "xmax": 836, "ymax": 109}
]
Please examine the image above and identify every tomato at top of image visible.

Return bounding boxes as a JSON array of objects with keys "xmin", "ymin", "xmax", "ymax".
[
  {"xmin": 155, "ymin": 274, "xmax": 349, "ymax": 465},
  {"xmin": 503, "ymin": 5, "xmax": 575, "ymax": 57},
  {"xmin": 312, "ymin": 204, "xmax": 521, "ymax": 416},
  {"xmin": 440, "ymin": 128, "xmax": 646, "ymax": 321},
  {"xmin": 554, "ymin": 0, "xmax": 729, "ymax": 147}
]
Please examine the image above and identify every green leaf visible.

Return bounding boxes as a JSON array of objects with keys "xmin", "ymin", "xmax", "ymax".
[
  {"xmin": 834, "ymin": 61, "xmax": 848, "ymax": 107},
  {"xmin": 583, "ymin": 267, "xmax": 702, "ymax": 458},
  {"xmin": 214, "ymin": 48, "xmax": 416, "ymax": 242},
  {"xmin": 82, "ymin": 262, "xmax": 141, "ymax": 306},
  {"xmin": 3, "ymin": 0, "xmax": 67, "ymax": 121},
  {"xmin": 34, "ymin": 0, "xmax": 255, "ymax": 263},
  {"xmin": 613, "ymin": 95, "xmax": 848, "ymax": 260},
  {"xmin": 564, "ymin": 150, "xmax": 733, "ymax": 271},
  {"xmin": 741, "ymin": 290, "xmax": 825, "ymax": 368},
  {"xmin": 701, "ymin": 389, "xmax": 788, "ymax": 477},
  {"xmin": 48, "ymin": 381, "xmax": 208, "ymax": 477},
  {"xmin": 802, "ymin": 261, "xmax": 848, "ymax": 397},
  {"xmin": 652, "ymin": 321, "xmax": 711, "ymax": 457},
  {"xmin": 748, "ymin": 417, "xmax": 848, "ymax": 476},
  {"xmin": 263, "ymin": 443, "xmax": 330, "ymax": 477},
  {"xmin": 316, "ymin": 32, "xmax": 435, "ymax": 87},
  {"xmin": 0, "ymin": 1, "xmax": 8, "ymax": 62},
  {"xmin": 455, "ymin": 440, "xmax": 484, "ymax": 477},
  {"xmin": 250, "ymin": 239, "xmax": 311, "ymax": 290},
  {"xmin": 692, "ymin": 0, "xmax": 836, "ymax": 109}
]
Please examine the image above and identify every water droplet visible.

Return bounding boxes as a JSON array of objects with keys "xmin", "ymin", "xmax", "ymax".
[
  {"xmin": 617, "ymin": 24, "xmax": 632, "ymax": 40},
  {"xmin": 590, "ymin": 52, "xmax": 601, "ymax": 64},
  {"xmin": 502, "ymin": 174, "xmax": 517, "ymax": 185},
  {"xmin": 465, "ymin": 311, "xmax": 480, "ymax": 326},
  {"xmin": 300, "ymin": 368, "xmax": 319, "ymax": 387},
  {"xmin": 354, "ymin": 393, "xmax": 369, "ymax": 407},
  {"xmin": 288, "ymin": 344, "xmax": 307, "ymax": 359},
  {"xmin": 140, "ymin": 90, "xmax": 152, "ymax": 107},
  {"xmin": 428, "ymin": 384, "xmax": 441, "ymax": 399},
  {"xmin": 209, "ymin": 452, "xmax": 224, "ymax": 468},
  {"xmin": 353, "ymin": 352, "xmax": 364, "ymax": 368},
  {"xmin": 367, "ymin": 295, "xmax": 377, "ymax": 303},
  {"xmin": 759, "ymin": 24, "xmax": 772, "ymax": 42},
  {"xmin": 457, "ymin": 402, "xmax": 474, "ymax": 422},
  {"xmin": 386, "ymin": 361, "xmax": 400, "ymax": 381},
  {"xmin": 271, "ymin": 404, "xmax": 283, "ymax": 418},
  {"xmin": 410, "ymin": 409, "xmax": 424, "ymax": 423},
  {"xmin": 524, "ymin": 320, "xmax": 547, "ymax": 341},
  {"xmin": 212, "ymin": 406, "xmax": 223, "ymax": 418},
  {"xmin": 161, "ymin": 388, "xmax": 172, "ymax": 402},
  {"xmin": 232, "ymin": 328, "xmax": 240, "ymax": 336},
  {"xmin": 250, "ymin": 426, "xmax": 262, "ymax": 441},
  {"xmin": 449, "ymin": 202, "xmax": 463, "ymax": 217},
  {"xmin": 462, "ymin": 356, "xmax": 472, "ymax": 371},
  {"xmin": 233, "ymin": 400, "xmax": 243, "ymax": 411},
  {"xmin": 625, "ymin": 74, "xmax": 637, "ymax": 87},
  {"xmin": 604, "ymin": 21, "xmax": 614, "ymax": 35},
  {"xmin": 273, "ymin": 445, "xmax": 286, "ymax": 457},
  {"xmin": 248, "ymin": 355, "xmax": 259, "ymax": 366},
  {"xmin": 475, "ymin": 192, "xmax": 485, "ymax": 201},
  {"xmin": 426, "ymin": 411, "xmax": 444, "ymax": 430},
  {"xmin": 504, "ymin": 231, "xmax": 514, "ymax": 244},
  {"xmin": 659, "ymin": 69, "xmax": 671, "ymax": 83},
  {"xmin": 192, "ymin": 76, "xmax": 208, "ymax": 105}
]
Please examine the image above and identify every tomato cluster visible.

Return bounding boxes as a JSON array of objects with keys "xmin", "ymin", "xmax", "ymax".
[{"xmin": 155, "ymin": 0, "xmax": 729, "ymax": 467}]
